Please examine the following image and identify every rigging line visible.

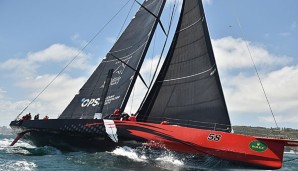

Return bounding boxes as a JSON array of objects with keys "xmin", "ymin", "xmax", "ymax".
[
  {"xmin": 134, "ymin": 0, "xmax": 167, "ymax": 36},
  {"xmin": 108, "ymin": 53, "xmax": 149, "ymax": 89},
  {"xmin": 137, "ymin": 0, "xmax": 178, "ymax": 113},
  {"xmin": 146, "ymin": 0, "xmax": 178, "ymax": 88},
  {"xmin": 116, "ymin": 0, "xmax": 136, "ymax": 40},
  {"xmin": 235, "ymin": 17, "xmax": 279, "ymax": 129},
  {"xmin": 14, "ymin": 0, "xmax": 132, "ymax": 120},
  {"xmin": 149, "ymin": 32, "xmax": 157, "ymax": 82},
  {"xmin": 130, "ymin": 85, "xmax": 135, "ymax": 114}
]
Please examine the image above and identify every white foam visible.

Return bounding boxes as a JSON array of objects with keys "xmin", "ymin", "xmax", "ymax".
[
  {"xmin": 0, "ymin": 138, "xmax": 35, "ymax": 148},
  {"xmin": 111, "ymin": 146, "xmax": 147, "ymax": 162},
  {"xmin": 0, "ymin": 138, "xmax": 36, "ymax": 155},
  {"xmin": 0, "ymin": 160, "xmax": 36, "ymax": 171},
  {"xmin": 156, "ymin": 155, "xmax": 184, "ymax": 166}
]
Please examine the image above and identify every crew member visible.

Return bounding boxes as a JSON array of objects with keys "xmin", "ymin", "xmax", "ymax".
[
  {"xmin": 110, "ymin": 109, "xmax": 121, "ymax": 120},
  {"xmin": 34, "ymin": 114, "xmax": 39, "ymax": 120}
]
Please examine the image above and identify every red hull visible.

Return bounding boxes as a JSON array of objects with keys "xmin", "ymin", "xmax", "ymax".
[{"xmin": 113, "ymin": 121, "xmax": 298, "ymax": 169}]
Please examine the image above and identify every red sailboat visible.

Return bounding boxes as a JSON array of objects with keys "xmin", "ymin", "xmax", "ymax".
[{"xmin": 10, "ymin": 0, "xmax": 298, "ymax": 169}]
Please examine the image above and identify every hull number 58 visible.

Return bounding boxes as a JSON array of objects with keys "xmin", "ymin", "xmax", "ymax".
[{"xmin": 207, "ymin": 133, "xmax": 222, "ymax": 142}]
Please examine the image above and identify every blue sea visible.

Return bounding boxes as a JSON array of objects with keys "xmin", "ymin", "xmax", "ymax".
[{"xmin": 0, "ymin": 134, "xmax": 297, "ymax": 171}]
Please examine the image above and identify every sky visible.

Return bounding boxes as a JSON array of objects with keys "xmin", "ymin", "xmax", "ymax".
[{"xmin": 0, "ymin": 0, "xmax": 297, "ymax": 129}]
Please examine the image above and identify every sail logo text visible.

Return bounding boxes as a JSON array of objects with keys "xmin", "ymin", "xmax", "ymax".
[
  {"xmin": 81, "ymin": 95, "xmax": 121, "ymax": 107},
  {"xmin": 81, "ymin": 98, "xmax": 100, "ymax": 107}
]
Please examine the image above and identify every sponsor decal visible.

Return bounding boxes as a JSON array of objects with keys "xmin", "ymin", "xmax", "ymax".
[
  {"xmin": 81, "ymin": 98, "xmax": 100, "ymax": 107},
  {"xmin": 81, "ymin": 95, "xmax": 121, "ymax": 108},
  {"xmin": 249, "ymin": 140, "xmax": 268, "ymax": 152}
]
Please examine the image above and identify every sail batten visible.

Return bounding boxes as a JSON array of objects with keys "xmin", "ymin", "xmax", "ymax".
[
  {"xmin": 138, "ymin": 0, "xmax": 231, "ymax": 132},
  {"xmin": 59, "ymin": 0, "xmax": 166, "ymax": 119}
]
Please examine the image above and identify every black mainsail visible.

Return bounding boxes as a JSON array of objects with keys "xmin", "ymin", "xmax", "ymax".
[
  {"xmin": 59, "ymin": 0, "xmax": 166, "ymax": 119},
  {"xmin": 138, "ymin": 0, "xmax": 231, "ymax": 132}
]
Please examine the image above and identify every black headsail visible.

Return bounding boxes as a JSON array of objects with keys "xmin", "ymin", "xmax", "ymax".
[
  {"xmin": 59, "ymin": 0, "xmax": 166, "ymax": 119},
  {"xmin": 138, "ymin": 0, "xmax": 232, "ymax": 132}
]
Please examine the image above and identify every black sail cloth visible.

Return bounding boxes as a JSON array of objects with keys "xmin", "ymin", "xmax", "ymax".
[
  {"xmin": 59, "ymin": 0, "xmax": 166, "ymax": 119},
  {"xmin": 138, "ymin": 0, "xmax": 232, "ymax": 132}
]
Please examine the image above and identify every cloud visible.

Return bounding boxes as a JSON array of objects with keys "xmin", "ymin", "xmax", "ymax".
[
  {"xmin": 0, "ymin": 74, "xmax": 87, "ymax": 125},
  {"xmin": 0, "ymin": 44, "xmax": 95, "ymax": 125},
  {"xmin": 0, "ymin": 43, "xmax": 93, "ymax": 78},
  {"xmin": 213, "ymin": 37, "xmax": 291, "ymax": 72},
  {"xmin": 23, "ymin": 74, "xmax": 87, "ymax": 116},
  {"xmin": 212, "ymin": 37, "xmax": 298, "ymax": 128}
]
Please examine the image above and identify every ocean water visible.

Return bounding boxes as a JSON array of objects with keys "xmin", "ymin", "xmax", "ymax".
[{"xmin": 0, "ymin": 134, "xmax": 297, "ymax": 171}]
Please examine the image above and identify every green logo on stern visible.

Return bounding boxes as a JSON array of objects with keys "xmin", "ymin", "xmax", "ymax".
[{"xmin": 249, "ymin": 140, "xmax": 268, "ymax": 152}]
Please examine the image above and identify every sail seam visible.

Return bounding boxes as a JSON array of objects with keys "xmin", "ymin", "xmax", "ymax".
[
  {"xmin": 171, "ymin": 52, "xmax": 208, "ymax": 65},
  {"xmin": 175, "ymin": 35, "xmax": 204, "ymax": 49},
  {"xmin": 177, "ymin": 16, "xmax": 204, "ymax": 33},
  {"xmin": 109, "ymin": 46, "xmax": 133, "ymax": 53},
  {"xmin": 162, "ymin": 72, "xmax": 214, "ymax": 86},
  {"xmin": 183, "ymin": 1, "xmax": 199, "ymax": 15},
  {"xmin": 163, "ymin": 64, "xmax": 216, "ymax": 82},
  {"xmin": 103, "ymin": 42, "xmax": 146, "ymax": 63}
]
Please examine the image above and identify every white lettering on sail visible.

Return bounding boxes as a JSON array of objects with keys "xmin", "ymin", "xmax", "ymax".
[
  {"xmin": 104, "ymin": 95, "xmax": 120, "ymax": 105},
  {"xmin": 100, "ymin": 76, "xmax": 121, "ymax": 87},
  {"xmin": 113, "ymin": 56, "xmax": 132, "ymax": 75},
  {"xmin": 110, "ymin": 76, "xmax": 121, "ymax": 85},
  {"xmin": 81, "ymin": 98, "xmax": 100, "ymax": 107},
  {"xmin": 80, "ymin": 95, "xmax": 120, "ymax": 108}
]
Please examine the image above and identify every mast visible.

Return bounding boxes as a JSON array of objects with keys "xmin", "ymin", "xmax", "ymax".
[
  {"xmin": 138, "ymin": 0, "xmax": 232, "ymax": 132},
  {"xmin": 59, "ymin": 0, "xmax": 166, "ymax": 119},
  {"xmin": 119, "ymin": 0, "xmax": 167, "ymax": 113}
]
